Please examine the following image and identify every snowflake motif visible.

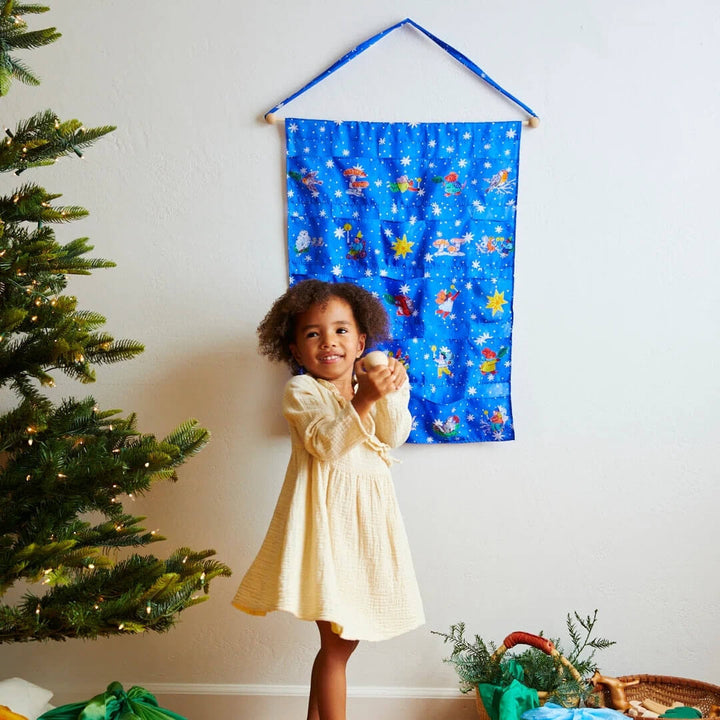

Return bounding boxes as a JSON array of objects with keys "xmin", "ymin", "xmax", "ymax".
[
  {"xmin": 352, "ymin": 211, "xmax": 360, "ymax": 219},
  {"xmin": 365, "ymin": 269, "xmax": 373, "ymax": 277},
  {"xmin": 468, "ymin": 387, "xmax": 477, "ymax": 396},
  {"xmin": 472, "ymin": 201, "xmax": 486, "ymax": 213},
  {"xmin": 325, "ymin": 159, "xmax": 334, "ymax": 168},
  {"xmin": 288, "ymin": 189, "xmax": 295, "ymax": 199},
  {"xmin": 342, "ymin": 149, "xmax": 350, "ymax": 156},
  {"xmin": 475, "ymin": 332, "xmax": 491, "ymax": 345},
  {"xmin": 505, "ymin": 360, "xmax": 511, "ymax": 368},
  {"xmin": 484, "ymin": 143, "xmax": 491, "ymax": 150},
  {"xmin": 332, "ymin": 265, "xmax": 342, "ymax": 277},
  {"xmin": 424, "ymin": 353, "xmax": 430, "ymax": 360},
  {"xmin": 470, "ymin": 313, "xmax": 477, "ymax": 320},
  {"xmin": 458, "ymin": 158, "xmax": 468, "ymax": 168},
  {"xmin": 311, "ymin": 191, "xmax": 319, "ymax": 198},
  {"xmin": 427, "ymin": 437, "xmax": 435, "ymax": 443},
  {"xmin": 289, "ymin": 275, "xmax": 295, "ymax": 284},
  {"xmin": 467, "ymin": 414, "xmax": 475, "ymax": 422},
  {"xmin": 391, "ymin": 202, "xmax": 398, "ymax": 214},
  {"xmin": 463, "ymin": 132, "xmax": 471, "ymax": 140},
  {"xmin": 335, "ymin": 120, "xmax": 343, "ymax": 125},
  {"xmin": 493, "ymin": 430, "xmax": 504, "ymax": 441},
  {"xmin": 430, "ymin": 384, "xmax": 437, "ymax": 393},
  {"xmin": 320, "ymin": 126, "xmax": 326, "ymax": 133},
  {"xmin": 428, "ymin": 140, "xmax": 437, "ymax": 148},
  {"xmin": 411, "ymin": 418, "xmax": 418, "ymax": 430},
  {"xmin": 429, "ymin": 162, "xmax": 435, "ymax": 168},
  {"xmin": 504, "ymin": 149, "xmax": 511, "ymax": 156},
  {"xmin": 424, "ymin": 253, "xmax": 433, "ymax": 262},
  {"xmin": 291, "ymin": 211, "xmax": 300, "ymax": 218},
  {"xmin": 334, "ymin": 190, "xmax": 343, "ymax": 198},
  {"xmin": 384, "ymin": 228, "xmax": 393, "ymax": 238},
  {"xmin": 379, "ymin": 269, "xmax": 388, "ymax": 277},
  {"xmin": 471, "ymin": 179, "xmax": 478, "ymax": 185},
  {"xmin": 495, "ymin": 225, "xmax": 503, "ymax": 233},
  {"xmin": 455, "ymin": 220, "xmax": 462, "ymax": 227},
  {"xmin": 400, "ymin": 283, "xmax": 410, "ymax": 294},
  {"xmin": 506, "ymin": 128, "xmax": 517, "ymax": 139},
  {"xmin": 334, "ymin": 227, "xmax": 345, "ymax": 239},
  {"xmin": 431, "ymin": 203, "xmax": 441, "ymax": 216},
  {"xmin": 424, "ymin": 271, "xmax": 431, "ymax": 278},
  {"xmin": 445, "ymin": 145, "xmax": 455, "ymax": 153},
  {"xmin": 487, "ymin": 373, "xmax": 496, "ymax": 381},
  {"xmin": 319, "ymin": 209, "xmax": 327, "ymax": 218},
  {"xmin": 400, "ymin": 155, "xmax": 411, "ymax": 167},
  {"xmin": 408, "ymin": 122, "xmax": 419, "ymax": 128},
  {"xmin": 409, "ymin": 215, "xmax": 417, "ymax": 225},
  {"xmin": 379, "ymin": 137, "xmax": 386, "ymax": 145},
  {"xmin": 466, "ymin": 359, "xmax": 474, "ymax": 367},
  {"xmin": 303, "ymin": 146, "xmax": 310, "ymax": 154},
  {"xmin": 288, "ymin": 123, "xmax": 299, "ymax": 133},
  {"xmin": 465, "ymin": 281, "xmax": 473, "ymax": 290},
  {"xmin": 449, "ymin": 313, "xmax": 456, "ymax": 320},
  {"xmin": 375, "ymin": 179, "xmax": 383, "ymax": 187},
  {"xmin": 300, "ymin": 167, "xmax": 308, "ymax": 174},
  {"xmin": 464, "ymin": 232, "xmax": 475, "ymax": 242},
  {"xmin": 484, "ymin": 161, "xmax": 492, "ymax": 169}
]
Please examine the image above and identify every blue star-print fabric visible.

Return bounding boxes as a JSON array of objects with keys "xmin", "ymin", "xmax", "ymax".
[{"xmin": 286, "ymin": 117, "xmax": 522, "ymax": 443}]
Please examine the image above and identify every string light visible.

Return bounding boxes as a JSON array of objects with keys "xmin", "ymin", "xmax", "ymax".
[{"xmin": 146, "ymin": 602, "xmax": 152, "ymax": 615}]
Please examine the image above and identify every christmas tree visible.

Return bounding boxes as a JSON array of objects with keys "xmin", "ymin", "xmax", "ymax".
[{"xmin": 0, "ymin": 2, "xmax": 231, "ymax": 642}]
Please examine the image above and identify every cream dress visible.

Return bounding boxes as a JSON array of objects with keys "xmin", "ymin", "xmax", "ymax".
[{"xmin": 232, "ymin": 374, "xmax": 424, "ymax": 641}]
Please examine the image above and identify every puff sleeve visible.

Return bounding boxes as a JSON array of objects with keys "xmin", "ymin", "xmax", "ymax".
[
  {"xmin": 371, "ymin": 381, "xmax": 412, "ymax": 448},
  {"xmin": 282, "ymin": 375, "xmax": 376, "ymax": 462}
]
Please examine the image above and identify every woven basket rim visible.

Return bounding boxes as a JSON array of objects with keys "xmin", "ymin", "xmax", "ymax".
[{"xmin": 617, "ymin": 674, "xmax": 720, "ymax": 694}]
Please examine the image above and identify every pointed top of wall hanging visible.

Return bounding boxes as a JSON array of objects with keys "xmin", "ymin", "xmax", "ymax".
[{"xmin": 264, "ymin": 18, "xmax": 540, "ymax": 127}]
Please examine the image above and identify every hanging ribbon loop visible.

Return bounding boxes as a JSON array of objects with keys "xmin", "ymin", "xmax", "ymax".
[{"xmin": 264, "ymin": 18, "xmax": 539, "ymax": 123}]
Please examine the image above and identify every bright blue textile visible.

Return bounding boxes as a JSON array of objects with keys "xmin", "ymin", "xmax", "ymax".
[{"xmin": 286, "ymin": 117, "xmax": 522, "ymax": 443}]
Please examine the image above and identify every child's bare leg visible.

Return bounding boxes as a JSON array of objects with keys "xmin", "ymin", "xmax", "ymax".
[{"xmin": 307, "ymin": 621, "xmax": 359, "ymax": 720}]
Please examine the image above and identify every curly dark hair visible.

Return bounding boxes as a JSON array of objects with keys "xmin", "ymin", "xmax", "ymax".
[{"xmin": 257, "ymin": 279, "xmax": 391, "ymax": 374}]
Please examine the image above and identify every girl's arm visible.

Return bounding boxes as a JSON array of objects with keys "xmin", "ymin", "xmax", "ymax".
[
  {"xmin": 359, "ymin": 357, "xmax": 412, "ymax": 448},
  {"xmin": 372, "ymin": 381, "xmax": 412, "ymax": 448},
  {"xmin": 282, "ymin": 376, "xmax": 375, "ymax": 462}
]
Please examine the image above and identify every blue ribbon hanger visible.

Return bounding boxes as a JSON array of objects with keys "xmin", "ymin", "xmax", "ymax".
[{"xmin": 264, "ymin": 18, "xmax": 539, "ymax": 125}]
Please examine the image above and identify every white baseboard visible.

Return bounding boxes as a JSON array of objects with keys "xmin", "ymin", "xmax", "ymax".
[
  {"xmin": 139, "ymin": 682, "xmax": 465, "ymax": 699},
  {"xmin": 52, "ymin": 683, "xmax": 477, "ymax": 720},
  {"xmin": 141, "ymin": 684, "xmax": 477, "ymax": 720}
]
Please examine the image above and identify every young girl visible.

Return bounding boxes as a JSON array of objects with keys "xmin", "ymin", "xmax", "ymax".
[{"xmin": 233, "ymin": 279, "xmax": 424, "ymax": 720}]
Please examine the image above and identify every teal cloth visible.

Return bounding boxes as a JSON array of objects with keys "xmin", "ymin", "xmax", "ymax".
[
  {"xmin": 478, "ymin": 675, "xmax": 540, "ymax": 720},
  {"xmin": 37, "ymin": 682, "xmax": 188, "ymax": 720},
  {"xmin": 660, "ymin": 708, "xmax": 702, "ymax": 719}
]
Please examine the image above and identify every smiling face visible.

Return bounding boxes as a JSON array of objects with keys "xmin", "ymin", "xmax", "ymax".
[{"xmin": 290, "ymin": 296, "xmax": 366, "ymax": 398}]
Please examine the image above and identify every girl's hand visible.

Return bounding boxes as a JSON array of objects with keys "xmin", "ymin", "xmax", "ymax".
[{"xmin": 352, "ymin": 356, "xmax": 406, "ymax": 420}]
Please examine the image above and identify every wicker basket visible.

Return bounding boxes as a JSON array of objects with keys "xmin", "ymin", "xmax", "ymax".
[
  {"xmin": 598, "ymin": 675, "xmax": 720, "ymax": 718},
  {"xmin": 475, "ymin": 631, "xmax": 583, "ymax": 720}
]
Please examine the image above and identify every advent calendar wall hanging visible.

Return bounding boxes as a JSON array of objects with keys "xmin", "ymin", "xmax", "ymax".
[{"xmin": 265, "ymin": 18, "xmax": 539, "ymax": 444}]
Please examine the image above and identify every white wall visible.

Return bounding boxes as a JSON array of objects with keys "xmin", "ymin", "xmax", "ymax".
[{"xmin": 2, "ymin": 1, "xmax": 719, "ymax": 717}]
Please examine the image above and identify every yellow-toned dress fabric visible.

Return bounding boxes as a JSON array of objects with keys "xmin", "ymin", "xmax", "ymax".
[{"xmin": 232, "ymin": 374, "xmax": 424, "ymax": 641}]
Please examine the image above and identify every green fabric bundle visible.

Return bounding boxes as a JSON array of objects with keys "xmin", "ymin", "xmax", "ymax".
[
  {"xmin": 37, "ymin": 683, "xmax": 187, "ymax": 720},
  {"xmin": 478, "ymin": 659, "xmax": 541, "ymax": 720}
]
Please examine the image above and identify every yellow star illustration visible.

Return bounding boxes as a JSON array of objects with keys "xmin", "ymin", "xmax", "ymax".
[
  {"xmin": 486, "ymin": 289, "xmax": 508, "ymax": 316},
  {"xmin": 392, "ymin": 234, "xmax": 414, "ymax": 259}
]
